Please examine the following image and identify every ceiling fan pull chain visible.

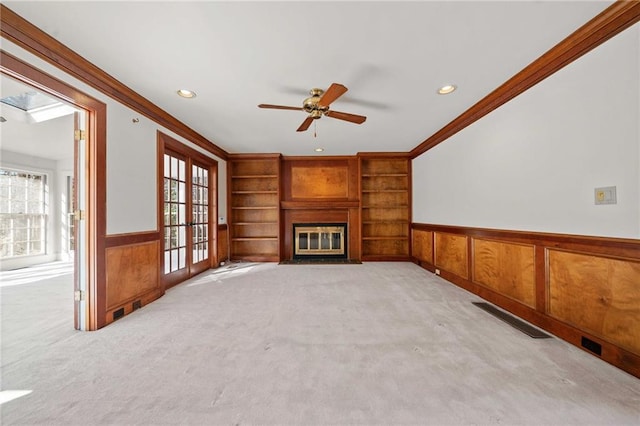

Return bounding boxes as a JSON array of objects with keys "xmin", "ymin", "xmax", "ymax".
[{"xmin": 314, "ymin": 120, "xmax": 317, "ymax": 138}]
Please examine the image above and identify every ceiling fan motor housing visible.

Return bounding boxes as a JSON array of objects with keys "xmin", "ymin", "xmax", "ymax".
[{"xmin": 303, "ymin": 89, "xmax": 329, "ymax": 115}]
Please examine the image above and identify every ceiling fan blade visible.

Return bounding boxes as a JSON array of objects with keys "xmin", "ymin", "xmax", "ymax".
[
  {"xmin": 258, "ymin": 104, "xmax": 303, "ymax": 111},
  {"xmin": 296, "ymin": 116, "xmax": 314, "ymax": 132},
  {"xmin": 318, "ymin": 83, "xmax": 348, "ymax": 107},
  {"xmin": 325, "ymin": 110, "xmax": 367, "ymax": 124}
]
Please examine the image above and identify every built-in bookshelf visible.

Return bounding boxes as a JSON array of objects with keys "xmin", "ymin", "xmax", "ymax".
[
  {"xmin": 228, "ymin": 155, "xmax": 280, "ymax": 261},
  {"xmin": 360, "ymin": 156, "xmax": 411, "ymax": 260}
]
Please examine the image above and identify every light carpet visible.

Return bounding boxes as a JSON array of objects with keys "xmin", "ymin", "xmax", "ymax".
[{"xmin": 1, "ymin": 261, "xmax": 639, "ymax": 425}]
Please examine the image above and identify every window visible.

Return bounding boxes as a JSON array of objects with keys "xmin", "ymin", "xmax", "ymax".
[{"xmin": 0, "ymin": 169, "xmax": 48, "ymax": 258}]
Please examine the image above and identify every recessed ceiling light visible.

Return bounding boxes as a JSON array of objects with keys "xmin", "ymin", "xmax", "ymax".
[
  {"xmin": 177, "ymin": 89, "xmax": 196, "ymax": 98},
  {"xmin": 314, "ymin": 148, "xmax": 324, "ymax": 152},
  {"xmin": 437, "ymin": 85, "xmax": 457, "ymax": 95}
]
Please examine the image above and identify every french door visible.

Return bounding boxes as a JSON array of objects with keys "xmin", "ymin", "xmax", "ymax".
[{"xmin": 161, "ymin": 136, "xmax": 217, "ymax": 288}]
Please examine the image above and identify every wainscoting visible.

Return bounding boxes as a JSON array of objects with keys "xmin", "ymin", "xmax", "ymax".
[
  {"xmin": 104, "ymin": 232, "xmax": 163, "ymax": 326},
  {"xmin": 103, "ymin": 225, "xmax": 228, "ymax": 326},
  {"xmin": 412, "ymin": 223, "xmax": 640, "ymax": 378}
]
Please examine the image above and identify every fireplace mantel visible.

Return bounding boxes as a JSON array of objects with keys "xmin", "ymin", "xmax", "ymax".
[{"xmin": 281, "ymin": 200, "xmax": 359, "ymax": 210}]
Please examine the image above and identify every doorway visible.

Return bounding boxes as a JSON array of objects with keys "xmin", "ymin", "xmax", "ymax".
[
  {"xmin": 1, "ymin": 50, "xmax": 107, "ymax": 330},
  {"xmin": 158, "ymin": 132, "xmax": 218, "ymax": 288}
]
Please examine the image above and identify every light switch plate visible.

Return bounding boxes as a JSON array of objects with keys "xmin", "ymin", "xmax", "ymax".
[{"xmin": 594, "ymin": 186, "xmax": 616, "ymax": 205}]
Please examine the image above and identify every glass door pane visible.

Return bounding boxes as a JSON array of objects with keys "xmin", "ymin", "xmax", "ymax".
[
  {"xmin": 191, "ymin": 163, "xmax": 209, "ymax": 267},
  {"xmin": 163, "ymin": 153, "xmax": 188, "ymax": 275}
]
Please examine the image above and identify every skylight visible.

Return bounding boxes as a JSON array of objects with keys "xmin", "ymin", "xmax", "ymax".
[
  {"xmin": 1, "ymin": 91, "xmax": 61, "ymax": 111},
  {"xmin": 0, "ymin": 91, "xmax": 76, "ymax": 123}
]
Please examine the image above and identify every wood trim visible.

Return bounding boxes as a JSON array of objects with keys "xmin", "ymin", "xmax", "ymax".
[
  {"xmin": 410, "ymin": 1, "xmax": 640, "ymax": 158},
  {"xmin": 412, "ymin": 222, "xmax": 640, "ymax": 378},
  {"xmin": 210, "ymin": 162, "xmax": 220, "ymax": 268},
  {"xmin": 280, "ymin": 200, "xmax": 360, "ymax": 210},
  {"xmin": 0, "ymin": 4, "xmax": 228, "ymax": 160},
  {"xmin": 411, "ymin": 223, "xmax": 640, "ymax": 257},
  {"xmin": 227, "ymin": 153, "xmax": 282, "ymax": 161},
  {"xmin": 105, "ymin": 231, "xmax": 160, "ymax": 248},
  {"xmin": 160, "ymin": 131, "xmax": 221, "ymax": 166},
  {"xmin": 1, "ymin": 49, "xmax": 108, "ymax": 331},
  {"xmin": 534, "ymin": 245, "xmax": 546, "ymax": 313},
  {"xmin": 282, "ymin": 155, "xmax": 358, "ymax": 162},
  {"xmin": 357, "ymin": 152, "xmax": 411, "ymax": 159}
]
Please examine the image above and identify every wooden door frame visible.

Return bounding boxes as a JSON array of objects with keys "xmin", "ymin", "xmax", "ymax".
[
  {"xmin": 157, "ymin": 131, "xmax": 218, "ymax": 289},
  {"xmin": 0, "ymin": 50, "xmax": 107, "ymax": 330}
]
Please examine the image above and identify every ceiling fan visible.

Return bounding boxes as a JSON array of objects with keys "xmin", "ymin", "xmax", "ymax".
[{"xmin": 258, "ymin": 83, "xmax": 367, "ymax": 132}]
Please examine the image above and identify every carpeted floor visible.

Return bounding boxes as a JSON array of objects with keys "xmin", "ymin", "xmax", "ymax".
[
  {"xmin": 2, "ymin": 261, "xmax": 640, "ymax": 425},
  {"xmin": 279, "ymin": 258, "xmax": 362, "ymax": 264}
]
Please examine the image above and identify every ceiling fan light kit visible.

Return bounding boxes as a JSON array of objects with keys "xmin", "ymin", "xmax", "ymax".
[{"xmin": 259, "ymin": 83, "xmax": 367, "ymax": 132}]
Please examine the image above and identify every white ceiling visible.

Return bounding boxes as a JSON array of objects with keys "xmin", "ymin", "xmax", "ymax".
[{"xmin": 3, "ymin": 1, "xmax": 613, "ymax": 157}]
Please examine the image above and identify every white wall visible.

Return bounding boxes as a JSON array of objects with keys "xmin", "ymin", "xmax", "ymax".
[
  {"xmin": 0, "ymin": 39, "xmax": 227, "ymax": 236},
  {"xmin": 105, "ymin": 106, "xmax": 159, "ymax": 234},
  {"xmin": 413, "ymin": 24, "xmax": 640, "ymax": 239}
]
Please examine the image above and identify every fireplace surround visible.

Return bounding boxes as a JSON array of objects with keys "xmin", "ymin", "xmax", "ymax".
[{"xmin": 293, "ymin": 223, "xmax": 347, "ymax": 259}]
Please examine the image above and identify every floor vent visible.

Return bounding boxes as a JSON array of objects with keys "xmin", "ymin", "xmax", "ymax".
[
  {"xmin": 472, "ymin": 302, "xmax": 552, "ymax": 339},
  {"xmin": 581, "ymin": 336, "xmax": 602, "ymax": 356},
  {"xmin": 132, "ymin": 300, "xmax": 142, "ymax": 311},
  {"xmin": 113, "ymin": 307, "xmax": 125, "ymax": 321}
]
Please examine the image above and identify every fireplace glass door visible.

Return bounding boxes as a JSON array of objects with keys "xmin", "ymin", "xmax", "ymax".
[{"xmin": 294, "ymin": 224, "xmax": 346, "ymax": 258}]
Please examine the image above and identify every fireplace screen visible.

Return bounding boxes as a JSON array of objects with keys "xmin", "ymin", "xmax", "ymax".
[{"xmin": 294, "ymin": 224, "xmax": 346, "ymax": 257}]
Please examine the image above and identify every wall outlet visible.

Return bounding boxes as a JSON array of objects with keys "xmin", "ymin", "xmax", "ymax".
[{"xmin": 435, "ymin": 268, "xmax": 441, "ymax": 275}]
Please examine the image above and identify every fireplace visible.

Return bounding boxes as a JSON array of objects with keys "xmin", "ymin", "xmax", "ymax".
[{"xmin": 293, "ymin": 223, "xmax": 347, "ymax": 259}]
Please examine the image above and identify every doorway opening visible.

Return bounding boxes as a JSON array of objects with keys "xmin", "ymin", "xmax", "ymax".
[
  {"xmin": 0, "ymin": 75, "xmax": 83, "ymax": 330},
  {"xmin": 1, "ymin": 50, "xmax": 107, "ymax": 330}
]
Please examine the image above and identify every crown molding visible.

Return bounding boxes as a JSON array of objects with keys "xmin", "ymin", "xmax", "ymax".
[
  {"xmin": 410, "ymin": 0, "xmax": 640, "ymax": 159},
  {"xmin": 0, "ymin": 4, "xmax": 229, "ymax": 161}
]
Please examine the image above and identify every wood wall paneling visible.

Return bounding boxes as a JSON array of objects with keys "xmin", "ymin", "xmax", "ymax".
[
  {"xmin": 217, "ymin": 224, "xmax": 228, "ymax": 264},
  {"xmin": 105, "ymin": 241, "xmax": 161, "ymax": 319},
  {"xmin": 282, "ymin": 158, "xmax": 359, "ymax": 202},
  {"xmin": 434, "ymin": 232, "xmax": 469, "ymax": 279},
  {"xmin": 412, "ymin": 223, "xmax": 640, "ymax": 378},
  {"xmin": 472, "ymin": 238, "xmax": 536, "ymax": 308},
  {"xmin": 279, "ymin": 157, "xmax": 361, "ymax": 261},
  {"xmin": 362, "ymin": 239, "xmax": 409, "ymax": 258},
  {"xmin": 347, "ymin": 207, "xmax": 361, "ymax": 261},
  {"xmin": 412, "ymin": 229, "xmax": 433, "ymax": 264},
  {"xmin": 291, "ymin": 166, "xmax": 349, "ymax": 199},
  {"xmin": 548, "ymin": 249, "xmax": 640, "ymax": 355}
]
